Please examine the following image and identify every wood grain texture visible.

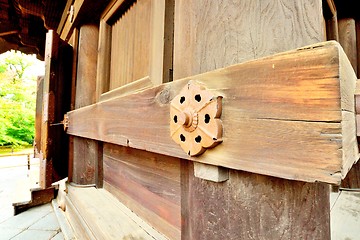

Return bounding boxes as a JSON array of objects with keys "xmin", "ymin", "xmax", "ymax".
[
  {"xmin": 173, "ymin": 0, "xmax": 325, "ymax": 80},
  {"xmin": 338, "ymin": 18, "xmax": 358, "ymax": 75},
  {"xmin": 67, "ymin": 41, "xmax": 358, "ymax": 184},
  {"xmin": 109, "ymin": 0, "xmax": 151, "ymax": 90},
  {"xmin": 34, "ymin": 76, "xmax": 44, "ymax": 156},
  {"xmin": 75, "ymin": 24, "xmax": 99, "ymax": 108},
  {"xmin": 100, "ymin": 76, "xmax": 152, "ymax": 102},
  {"xmin": 96, "ymin": 20, "xmax": 111, "ymax": 100},
  {"xmin": 103, "ymin": 143, "xmax": 181, "ymax": 240},
  {"xmin": 72, "ymin": 24, "xmax": 100, "ymax": 185},
  {"xmin": 41, "ymin": 30, "xmax": 72, "ymax": 187},
  {"xmin": 98, "ymin": 0, "xmax": 173, "ymax": 96},
  {"xmin": 181, "ymin": 160, "xmax": 330, "ymax": 240},
  {"xmin": 72, "ymin": 137, "xmax": 98, "ymax": 185},
  {"xmin": 66, "ymin": 185, "xmax": 167, "ymax": 240},
  {"xmin": 341, "ymin": 161, "xmax": 360, "ymax": 188}
]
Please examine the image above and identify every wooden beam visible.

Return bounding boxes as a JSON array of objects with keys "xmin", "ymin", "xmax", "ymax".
[
  {"xmin": 58, "ymin": 0, "xmax": 111, "ymax": 41},
  {"xmin": 67, "ymin": 41, "xmax": 359, "ymax": 185},
  {"xmin": 0, "ymin": 30, "xmax": 18, "ymax": 37}
]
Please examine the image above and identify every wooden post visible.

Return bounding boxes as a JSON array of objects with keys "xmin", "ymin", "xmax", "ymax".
[
  {"xmin": 181, "ymin": 161, "xmax": 330, "ymax": 239},
  {"xmin": 40, "ymin": 30, "xmax": 72, "ymax": 189},
  {"xmin": 27, "ymin": 154, "xmax": 30, "ymax": 170},
  {"xmin": 72, "ymin": 24, "xmax": 102, "ymax": 187},
  {"xmin": 173, "ymin": 1, "xmax": 331, "ymax": 239},
  {"xmin": 338, "ymin": 18, "xmax": 357, "ymax": 75}
]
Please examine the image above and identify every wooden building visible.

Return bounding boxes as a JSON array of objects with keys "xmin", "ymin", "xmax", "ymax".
[{"xmin": 1, "ymin": 0, "xmax": 360, "ymax": 239}]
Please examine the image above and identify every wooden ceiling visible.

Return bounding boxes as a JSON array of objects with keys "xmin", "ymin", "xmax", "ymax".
[{"xmin": 0, "ymin": 0, "xmax": 67, "ymax": 59}]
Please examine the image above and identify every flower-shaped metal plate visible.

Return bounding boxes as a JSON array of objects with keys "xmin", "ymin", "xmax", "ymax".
[{"xmin": 170, "ymin": 81, "xmax": 223, "ymax": 156}]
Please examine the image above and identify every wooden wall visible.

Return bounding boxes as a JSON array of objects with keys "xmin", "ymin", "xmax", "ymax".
[
  {"xmin": 100, "ymin": 1, "xmax": 179, "ymax": 238},
  {"xmin": 174, "ymin": 0, "xmax": 329, "ymax": 239},
  {"xmin": 67, "ymin": 0, "xmax": 339, "ymax": 239},
  {"xmin": 109, "ymin": 0, "xmax": 152, "ymax": 90},
  {"xmin": 103, "ymin": 143, "xmax": 181, "ymax": 239}
]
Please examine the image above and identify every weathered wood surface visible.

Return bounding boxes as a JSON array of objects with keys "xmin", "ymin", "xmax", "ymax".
[
  {"xmin": 58, "ymin": 0, "xmax": 111, "ymax": 41},
  {"xmin": 341, "ymin": 161, "xmax": 360, "ymax": 188},
  {"xmin": 40, "ymin": 30, "xmax": 72, "ymax": 188},
  {"xmin": 324, "ymin": 0, "xmax": 339, "ymax": 41},
  {"xmin": 338, "ymin": 18, "xmax": 358, "ymax": 75},
  {"xmin": 75, "ymin": 24, "xmax": 99, "ymax": 109},
  {"xmin": 173, "ymin": 0, "xmax": 325, "ymax": 80},
  {"xmin": 34, "ymin": 76, "xmax": 44, "ymax": 156},
  {"xmin": 72, "ymin": 25, "xmax": 100, "ymax": 186},
  {"xmin": 67, "ymin": 41, "xmax": 358, "ymax": 184},
  {"xmin": 66, "ymin": 185, "xmax": 168, "ymax": 240},
  {"xmin": 109, "ymin": 0, "xmax": 151, "ymax": 89},
  {"xmin": 181, "ymin": 161, "xmax": 330, "ymax": 240},
  {"xmin": 103, "ymin": 143, "xmax": 181, "ymax": 240},
  {"xmin": 97, "ymin": 0, "xmax": 173, "ymax": 96}
]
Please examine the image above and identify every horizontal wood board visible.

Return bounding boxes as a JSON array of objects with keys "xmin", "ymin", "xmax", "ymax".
[
  {"xmin": 67, "ymin": 41, "xmax": 358, "ymax": 184},
  {"xmin": 66, "ymin": 185, "xmax": 164, "ymax": 240},
  {"xmin": 103, "ymin": 143, "xmax": 181, "ymax": 240}
]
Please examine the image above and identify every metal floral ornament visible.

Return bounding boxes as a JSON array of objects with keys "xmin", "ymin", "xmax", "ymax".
[{"xmin": 170, "ymin": 81, "xmax": 223, "ymax": 156}]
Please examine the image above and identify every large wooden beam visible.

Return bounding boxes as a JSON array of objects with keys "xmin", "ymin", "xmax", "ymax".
[{"xmin": 67, "ymin": 41, "xmax": 359, "ymax": 185}]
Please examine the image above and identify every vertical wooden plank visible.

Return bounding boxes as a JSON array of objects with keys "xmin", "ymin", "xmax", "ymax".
[
  {"xmin": 338, "ymin": 18, "xmax": 357, "ymax": 75},
  {"xmin": 324, "ymin": 0, "xmax": 339, "ymax": 41},
  {"xmin": 72, "ymin": 137, "xmax": 97, "ymax": 185},
  {"xmin": 40, "ymin": 30, "xmax": 72, "ymax": 188},
  {"xmin": 96, "ymin": 20, "xmax": 111, "ymax": 100},
  {"xmin": 356, "ymin": 20, "xmax": 360, "ymax": 77},
  {"xmin": 133, "ymin": 0, "xmax": 151, "ymax": 82},
  {"xmin": 162, "ymin": 0, "xmax": 175, "ymax": 83},
  {"xmin": 174, "ymin": 0, "xmax": 330, "ymax": 239},
  {"xmin": 68, "ymin": 29, "xmax": 79, "ymax": 183},
  {"xmin": 181, "ymin": 161, "xmax": 330, "ymax": 239},
  {"xmin": 34, "ymin": 76, "xmax": 44, "ymax": 156},
  {"xmin": 72, "ymin": 24, "xmax": 101, "ymax": 185},
  {"xmin": 341, "ymin": 16, "xmax": 360, "ymax": 188},
  {"xmin": 95, "ymin": 142, "xmax": 104, "ymax": 188},
  {"xmin": 148, "ymin": 0, "xmax": 164, "ymax": 84}
]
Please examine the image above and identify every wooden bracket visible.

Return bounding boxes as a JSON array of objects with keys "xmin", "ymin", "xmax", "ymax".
[{"xmin": 170, "ymin": 81, "xmax": 223, "ymax": 156}]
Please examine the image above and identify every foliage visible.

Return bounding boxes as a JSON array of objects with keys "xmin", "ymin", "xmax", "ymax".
[{"xmin": 0, "ymin": 50, "xmax": 43, "ymax": 147}]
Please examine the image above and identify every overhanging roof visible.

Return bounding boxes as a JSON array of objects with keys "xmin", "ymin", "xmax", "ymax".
[{"xmin": 0, "ymin": 0, "xmax": 66, "ymax": 59}]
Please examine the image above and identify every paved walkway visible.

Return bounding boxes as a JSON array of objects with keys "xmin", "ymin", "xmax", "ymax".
[
  {"xmin": 0, "ymin": 203, "xmax": 64, "ymax": 240},
  {"xmin": 0, "ymin": 155, "xmax": 64, "ymax": 240}
]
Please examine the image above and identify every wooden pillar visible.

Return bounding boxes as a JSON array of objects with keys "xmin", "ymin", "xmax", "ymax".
[
  {"xmin": 72, "ymin": 24, "xmax": 102, "ymax": 186},
  {"xmin": 338, "ymin": 18, "xmax": 357, "ymax": 75},
  {"xmin": 181, "ymin": 161, "xmax": 330, "ymax": 239},
  {"xmin": 173, "ymin": 1, "xmax": 330, "ymax": 239},
  {"xmin": 339, "ymin": 19, "xmax": 360, "ymax": 189}
]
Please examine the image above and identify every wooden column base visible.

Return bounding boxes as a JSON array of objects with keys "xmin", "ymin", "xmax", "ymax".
[{"xmin": 182, "ymin": 161, "xmax": 330, "ymax": 239}]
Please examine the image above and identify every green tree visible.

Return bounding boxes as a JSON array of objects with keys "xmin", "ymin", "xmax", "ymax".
[{"xmin": 0, "ymin": 50, "xmax": 42, "ymax": 147}]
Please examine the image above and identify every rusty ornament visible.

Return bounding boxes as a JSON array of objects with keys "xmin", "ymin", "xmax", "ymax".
[{"xmin": 170, "ymin": 81, "xmax": 223, "ymax": 156}]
